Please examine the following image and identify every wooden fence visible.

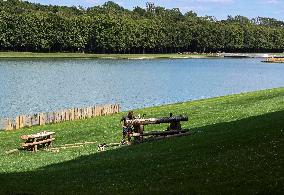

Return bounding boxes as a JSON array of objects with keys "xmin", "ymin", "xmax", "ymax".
[{"xmin": 1, "ymin": 104, "xmax": 120, "ymax": 131}]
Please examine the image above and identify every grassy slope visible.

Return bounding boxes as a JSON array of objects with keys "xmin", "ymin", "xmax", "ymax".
[
  {"xmin": 0, "ymin": 52, "xmax": 212, "ymax": 59},
  {"xmin": 0, "ymin": 88, "xmax": 284, "ymax": 194}
]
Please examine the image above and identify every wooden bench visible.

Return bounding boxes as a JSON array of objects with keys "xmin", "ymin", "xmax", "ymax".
[{"xmin": 21, "ymin": 131, "xmax": 55, "ymax": 152}]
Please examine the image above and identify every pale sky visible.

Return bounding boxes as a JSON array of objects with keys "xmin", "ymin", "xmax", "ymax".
[{"xmin": 27, "ymin": 0, "xmax": 284, "ymax": 21}]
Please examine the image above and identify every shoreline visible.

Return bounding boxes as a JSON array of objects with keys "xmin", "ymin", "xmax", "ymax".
[
  {"xmin": 0, "ymin": 52, "xmax": 220, "ymax": 59},
  {"xmin": 1, "ymin": 87, "xmax": 283, "ymax": 130},
  {"xmin": 0, "ymin": 52, "xmax": 283, "ymax": 60}
]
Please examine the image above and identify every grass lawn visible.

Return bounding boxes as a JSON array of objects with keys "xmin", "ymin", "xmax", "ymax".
[
  {"xmin": 0, "ymin": 52, "xmax": 214, "ymax": 59},
  {"xmin": 0, "ymin": 88, "xmax": 284, "ymax": 194}
]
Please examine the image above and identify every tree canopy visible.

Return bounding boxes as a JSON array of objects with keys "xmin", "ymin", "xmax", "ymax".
[{"xmin": 0, "ymin": 0, "xmax": 283, "ymax": 53}]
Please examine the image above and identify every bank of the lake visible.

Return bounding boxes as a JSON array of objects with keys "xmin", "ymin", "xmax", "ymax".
[
  {"xmin": 0, "ymin": 52, "xmax": 216, "ymax": 59},
  {"xmin": 0, "ymin": 88, "xmax": 283, "ymax": 194}
]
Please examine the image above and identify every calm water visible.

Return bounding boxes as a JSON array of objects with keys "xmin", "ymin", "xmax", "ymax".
[{"xmin": 0, "ymin": 58, "xmax": 284, "ymax": 119}]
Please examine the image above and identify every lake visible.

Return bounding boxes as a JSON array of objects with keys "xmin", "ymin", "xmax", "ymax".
[{"xmin": 0, "ymin": 58, "xmax": 284, "ymax": 119}]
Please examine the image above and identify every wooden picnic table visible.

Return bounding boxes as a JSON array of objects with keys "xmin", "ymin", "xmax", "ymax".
[{"xmin": 21, "ymin": 131, "xmax": 55, "ymax": 152}]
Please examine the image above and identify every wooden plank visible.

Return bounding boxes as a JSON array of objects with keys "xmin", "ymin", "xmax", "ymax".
[
  {"xmin": 21, "ymin": 132, "xmax": 55, "ymax": 140},
  {"xmin": 22, "ymin": 138, "xmax": 55, "ymax": 147},
  {"xmin": 142, "ymin": 130, "xmax": 189, "ymax": 136},
  {"xmin": 5, "ymin": 149, "xmax": 19, "ymax": 154},
  {"xmin": 142, "ymin": 132, "xmax": 191, "ymax": 143}
]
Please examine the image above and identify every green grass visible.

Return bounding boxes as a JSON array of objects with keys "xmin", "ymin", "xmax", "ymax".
[
  {"xmin": 0, "ymin": 52, "xmax": 214, "ymax": 59},
  {"xmin": 0, "ymin": 88, "xmax": 284, "ymax": 194}
]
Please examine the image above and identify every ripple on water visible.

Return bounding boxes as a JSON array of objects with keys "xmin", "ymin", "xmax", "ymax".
[{"xmin": 0, "ymin": 58, "xmax": 284, "ymax": 118}]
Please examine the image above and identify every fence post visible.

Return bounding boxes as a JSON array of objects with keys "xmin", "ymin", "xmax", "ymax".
[
  {"xmin": 20, "ymin": 115, "xmax": 25, "ymax": 128},
  {"xmin": 5, "ymin": 119, "xmax": 13, "ymax": 131},
  {"xmin": 92, "ymin": 106, "xmax": 95, "ymax": 117},
  {"xmin": 15, "ymin": 116, "xmax": 20, "ymax": 129},
  {"xmin": 65, "ymin": 110, "xmax": 69, "ymax": 121},
  {"xmin": 55, "ymin": 112, "xmax": 58, "ymax": 123},
  {"xmin": 26, "ymin": 115, "xmax": 31, "ymax": 127},
  {"xmin": 39, "ymin": 113, "xmax": 46, "ymax": 126},
  {"xmin": 46, "ymin": 112, "xmax": 50, "ymax": 124},
  {"xmin": 74, "ymin": 108, "xmax": 77, "ymax": 120},
  {"xmin": 70, "ymin": 108, "xmax": 74, "ymax": 121}
]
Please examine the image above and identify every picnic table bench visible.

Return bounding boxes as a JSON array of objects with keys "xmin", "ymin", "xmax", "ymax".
[{"xmin": 21, "ymin": 131, "xmax": 55, "ymax": 152}]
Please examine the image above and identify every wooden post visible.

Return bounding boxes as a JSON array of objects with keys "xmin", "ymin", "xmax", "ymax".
[
  {"xmin": 15, "ymin": 116, "xmax": 20, "ymax": 129},
  {"xmin": 94, "ymin": 106, "xmax": 97, "ymax": 116},
  {"xmin": 86, "ymin": 107, "xmax": 89, "ymax": 118},
  {"xmin": 102, "ymin": 106, "xmax": 105, "ymax": 116},
  {"xmin": 54, "ymin": 112, "xmax": 58, "ymax": 123},
  {"xmin": 105, "ymin": 105, "xmax": 108, "ymax": 115},
  {"xmin": 77, "ymin": 108, "xmax": 81, "ymax": 120},
  {"xmin": 46, "ymin": 112, "xmax": 50, "ymax": 124},
  {"xmin": 117, "ymin": 104, "xmax": 120, "ymax": 113},
  {"xmin": 53, "ymin": 112, "xmax": 56, "ymax": 123},
  {"xmin": 110, "ymin": 105, "xmax": 113, "ymax": 114},
  {"xmin": 71, "ymin": 109, "xmax": 74, "ymax": 120},
  {"xmin": 95, "ymin": 106, "xmax": 100, "ymax": 116},
  {"xmin": 80, "ymin": 108, "xmax": 83, "ymax": 119},
  {"xmin": 5, "ymin": 119, "xmax": 13, "ymax": 131},
  {"xmin": 57, "ymin": 112, "xmax": 61, "ymax": 123},
  {"xmin": 86, "ymin": 107, "xmax": 90, "ymax": 118},
  {"xmin": 89, "ymin": 107, "xmax": 92, "ymax": 118},
  {"xmin": 39, "ymin": 114, "xmax": 42, "ymax": 126},
  {"xmin": 83, "ymin": 108, "xmax": 86, "ymax": 119},
  {"xmin": 39, "ymin": 113, "xmax": 46, "ymax": 126},
  {"xmin": 59, "ymin": 111, "xmax": 63, "ymax": 122},
  {"xmin": 70, "ymin": 108, "xmax": 74, "ymax": 121},
  {"xmin": 64, "ymin": 110, "xmax": 66, "ymax": 121},
  {"xmin": 34, "ymin": 114, "xmax": 39, "ymax": 126},
  {"xmin": 92, "ymin": 106, "xmax": 95, "ymax": 117},
  {"xmin": 52, "ymin": 112, "xmax": 55, "ymax": 123},
  {"xmin": 26, "ymin": 115, "xmax": 31, "ymax": 127},
  {"xmin": 114, "ymin": 104, "xmax": 116, "ymax": 113},
  {"xmin": 97, "ymin": 106, "xmax": 100, "ymax": 116},
  {"xmin": 100, "ymin": 106, "xmax": 103, "ymax": 116},
  {"xmin": 82, "ymin": 108, "xmax": 85, "ymax": 119},
  {"xmin": 65, "ymin": 110, "xmax": 69, "ymax": 121},
  {"xmin": 73, "ymin": 108, "xmax": 76, "ymax": 120},
  {"xmin": 19, "ymin": 115, "xmax": 25, "ymax": 128},
  {"xmin": 78, "ymin": 108, "xmax": 81, "ymax": 119}
]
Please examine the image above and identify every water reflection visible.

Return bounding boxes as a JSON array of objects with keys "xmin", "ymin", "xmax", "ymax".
[{"xmin": 0, "ymin": 58, "xmax": 283, "ymax": 118}]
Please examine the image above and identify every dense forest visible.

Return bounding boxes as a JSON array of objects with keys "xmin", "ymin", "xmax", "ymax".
[{"xmin": 0, "ymin": 0, "xmax": 284, "ymax": 53}]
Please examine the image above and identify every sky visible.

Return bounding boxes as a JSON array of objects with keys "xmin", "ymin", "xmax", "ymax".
[{"xmin": 28, "ymin": 0, "xmax": 284, "ymax": 21}]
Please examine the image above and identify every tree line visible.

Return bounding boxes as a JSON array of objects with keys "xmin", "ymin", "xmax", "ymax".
[{"xmin": 0, "ymin": 0, "xmax": 284, "ymax": 53}]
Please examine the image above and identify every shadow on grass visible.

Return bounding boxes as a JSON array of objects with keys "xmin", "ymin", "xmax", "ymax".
[{"xmin": 1, "ymin": 110, "xmax": 284, "ymax": 194}]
